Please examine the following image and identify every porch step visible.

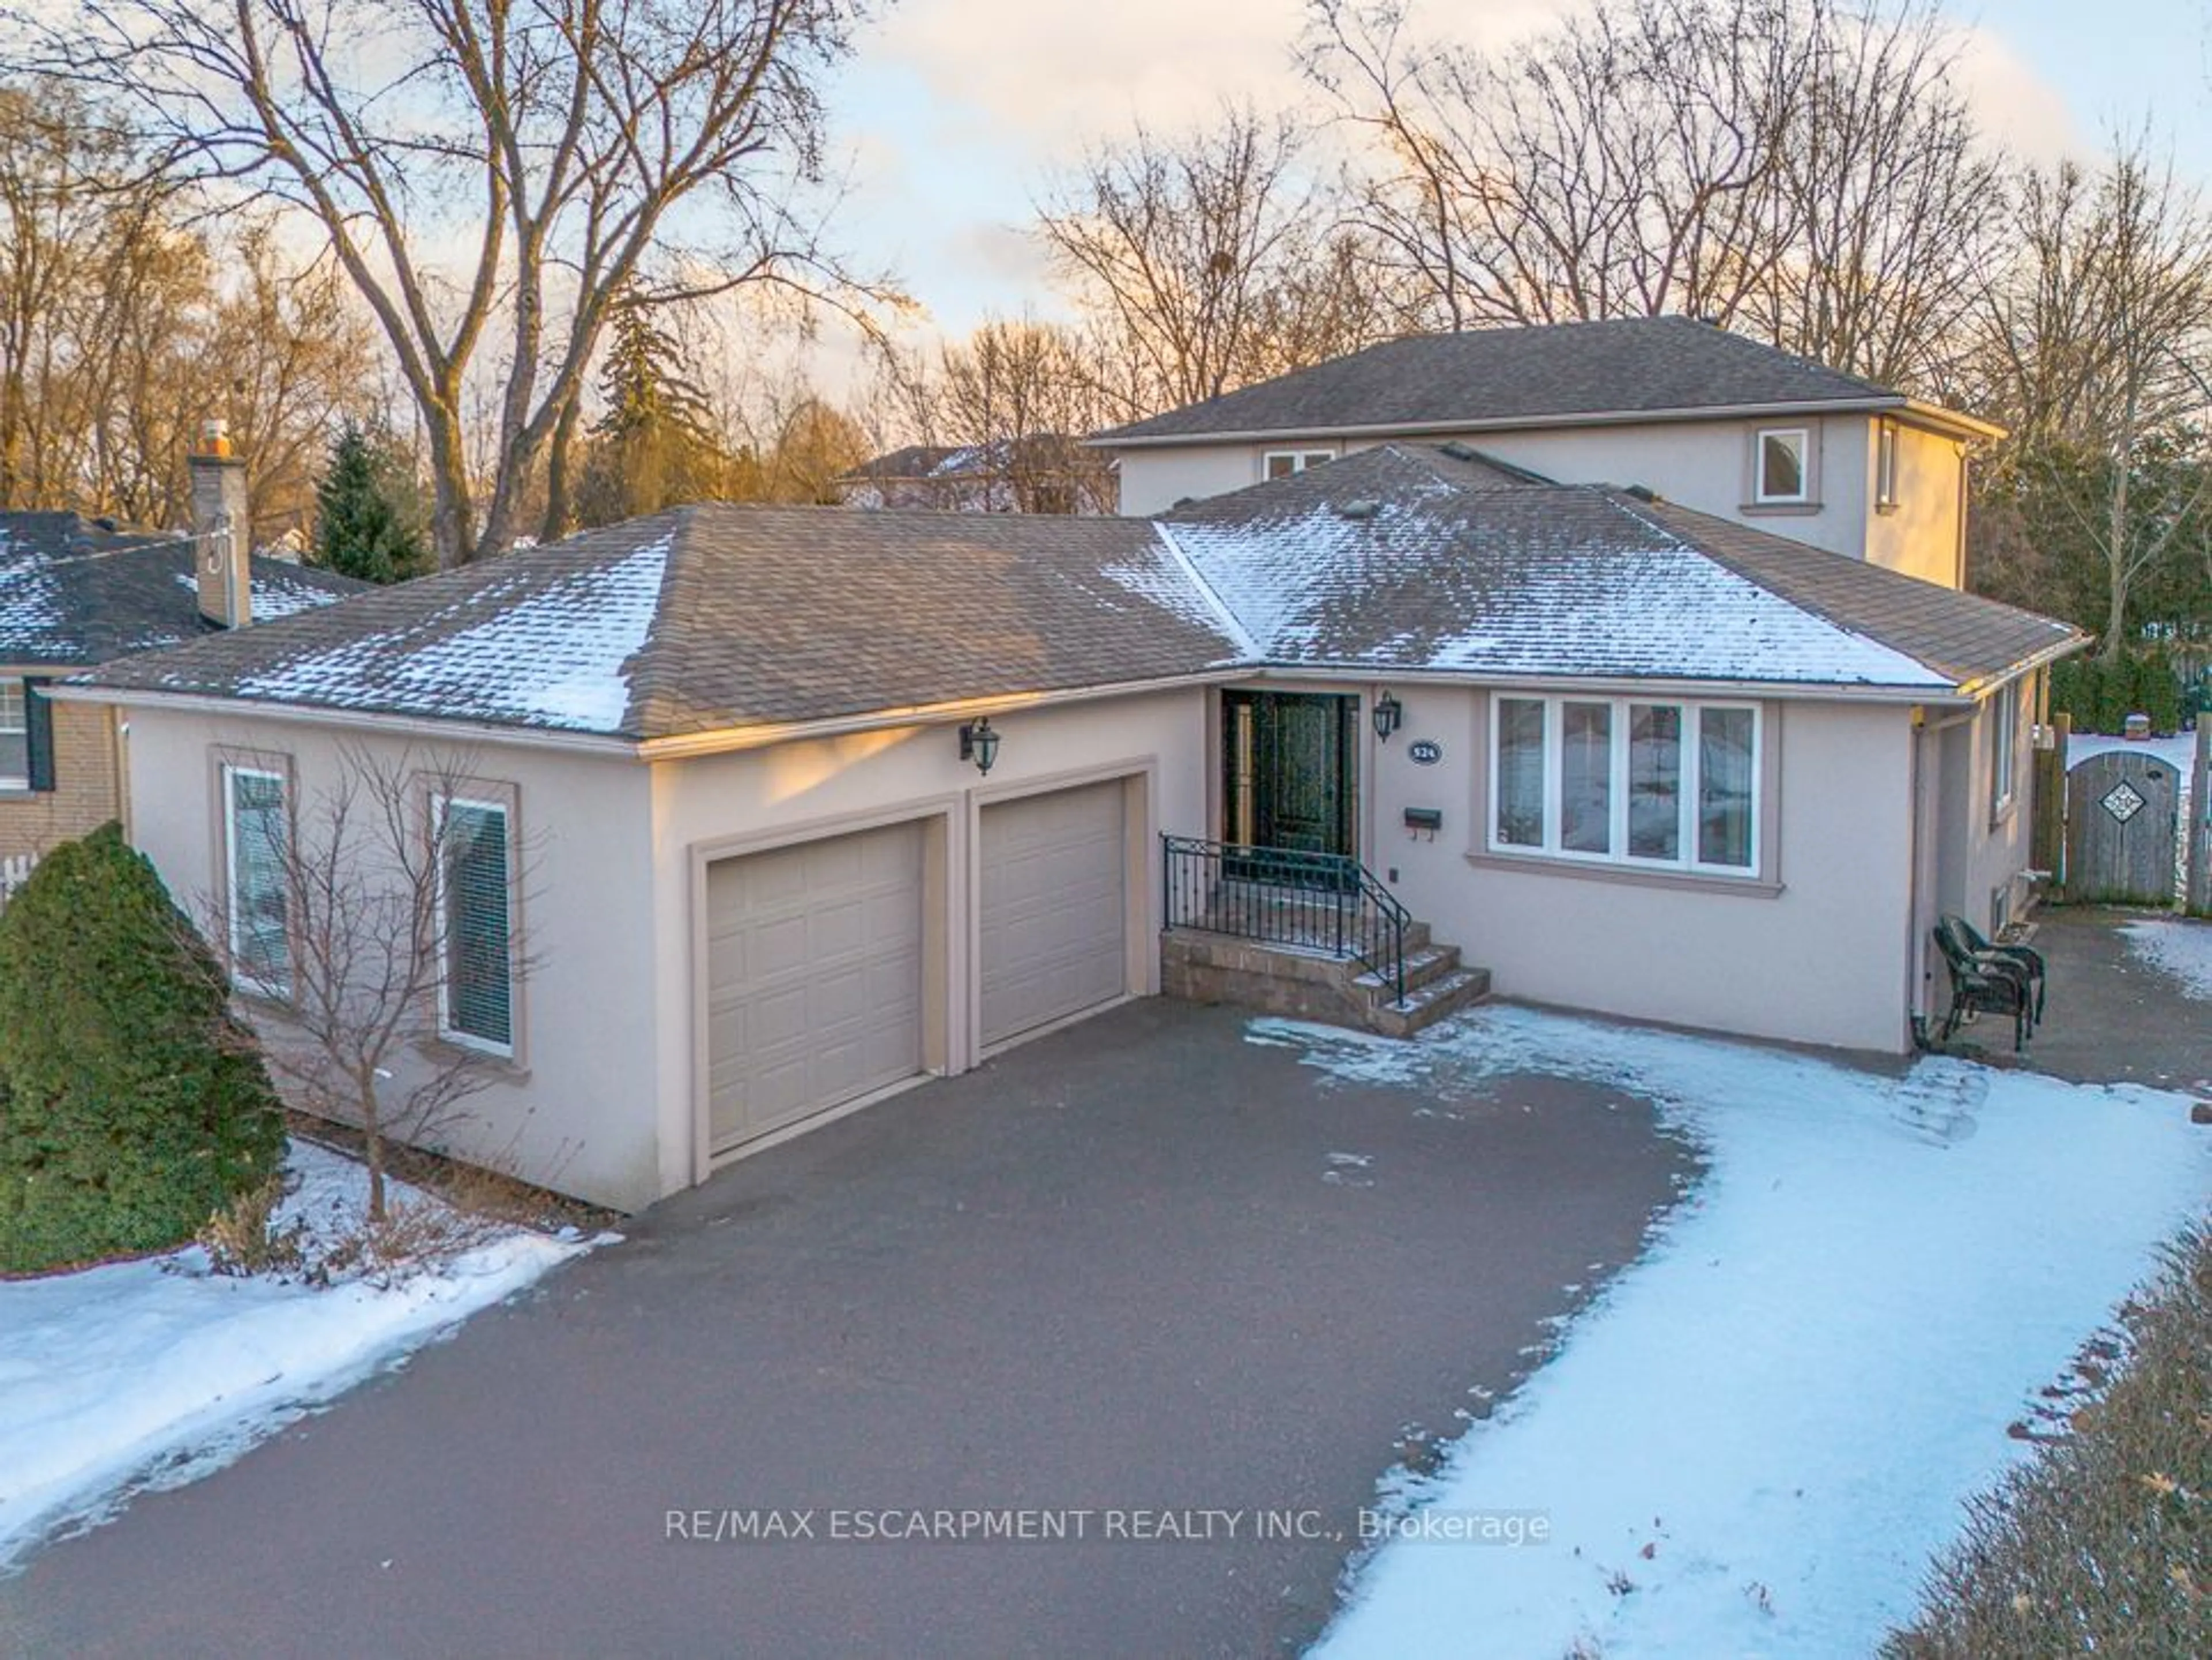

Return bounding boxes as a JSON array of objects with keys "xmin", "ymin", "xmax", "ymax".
[{"xmin": 1161, "ymin": 925, "xmax": 1490, "ymax": 1039}]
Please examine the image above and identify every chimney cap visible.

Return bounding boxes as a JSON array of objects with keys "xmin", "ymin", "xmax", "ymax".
[{"xmin": 196, "ymin": 417, "xmax": 232, "ymax": 459}]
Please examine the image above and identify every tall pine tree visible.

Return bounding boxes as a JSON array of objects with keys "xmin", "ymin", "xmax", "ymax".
[
  {"xmin": 574, "ymin": 298, "xmax": 732, "ymax": 526},
  {"xmin": 313, "ymin": 422, "xmax": 432, "ymax": 583}
]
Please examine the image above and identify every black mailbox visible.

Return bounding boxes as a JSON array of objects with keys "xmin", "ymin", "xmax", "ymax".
[{"xmin": 1403, "ymin": 807, "xmax": 1443, "ymax": 835}]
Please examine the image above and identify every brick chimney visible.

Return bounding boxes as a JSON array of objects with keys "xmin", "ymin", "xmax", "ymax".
[{"xmin": 190, "ymin": 418, "xmax": 251, "ymax": 629}]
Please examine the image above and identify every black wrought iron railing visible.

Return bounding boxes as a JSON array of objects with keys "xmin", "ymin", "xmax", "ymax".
[{"xmin": 1162, "ymin": 834, "xmax": 1411, "ymax": 1004}]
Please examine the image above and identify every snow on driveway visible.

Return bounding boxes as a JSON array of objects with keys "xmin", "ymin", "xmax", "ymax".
[
  {"xmin": 2123, "ymin": 917, "xmax": 2212, "ymax": 1001},
  {"xmin": 1247, "ymin": 1006, "xmax": 2211, "ymax": 1659},
  {"xmin": 0, "ymin": 1140, "xmax": 596, "ymax": 1572}
]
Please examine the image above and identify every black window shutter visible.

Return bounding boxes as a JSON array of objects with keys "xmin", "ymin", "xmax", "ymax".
[{"xmin": 24, "ymin": 677, "xmax": 55, "ymax": 793}]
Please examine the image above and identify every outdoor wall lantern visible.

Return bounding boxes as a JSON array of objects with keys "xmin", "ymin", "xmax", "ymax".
[
  {"xmin": 959, "ymin": 716, "xmax": 1001, "ymax": 776},
  {"xmin": 1372, "ymin": 691, "xmax": 1404, "ymax": 742}
]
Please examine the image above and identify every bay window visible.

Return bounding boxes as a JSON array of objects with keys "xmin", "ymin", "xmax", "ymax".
[{"xmin": 1488, "ymin": 694, "xmax": 1761, "ymax": 876}]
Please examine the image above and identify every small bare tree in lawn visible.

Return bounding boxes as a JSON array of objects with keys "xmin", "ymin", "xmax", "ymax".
[{"xmin": 215, "ymin": 743, "xmax": 532, "ymax": 1222}]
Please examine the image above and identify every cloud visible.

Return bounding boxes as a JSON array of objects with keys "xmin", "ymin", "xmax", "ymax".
[
  {"xmin": 865, "ymin": 0, "xmax": 1563, "ymax": 158},
  {"xmin": 1944, "ymin": 23, "xmax": 2090, "ymax": 172}
]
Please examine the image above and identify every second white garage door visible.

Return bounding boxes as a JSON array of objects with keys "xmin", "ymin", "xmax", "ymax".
[
  {"xmin": 705, "ymin": 822, "xmax": 925, "ymax": 1155},
  {"xmin": 978, "ymin": 781, "xmax": 1130, "ymax": 1048}
]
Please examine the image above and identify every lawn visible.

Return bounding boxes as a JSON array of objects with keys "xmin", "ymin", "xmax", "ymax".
[
  {"xmin": 1248, "ymin": 1005, "xmax": 2211, "ymax": 1657},
  {"xmin": 0, "ymin": 1139, "xmax": 598, "ymax": 1571}
]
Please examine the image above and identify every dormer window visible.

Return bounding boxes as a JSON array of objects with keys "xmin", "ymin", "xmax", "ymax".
[
  {"xmin": 1264, "ymin": 449, "xmax": 1336, "ymax": 481},
  {"xmin": 1754, "ymin": 428, "xmax": 1810, "ymax": 504}
]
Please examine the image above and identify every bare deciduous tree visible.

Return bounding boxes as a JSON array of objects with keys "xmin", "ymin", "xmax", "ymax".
[
  {"xmin": 1972, "ymin": 145, "xmax": 2212, "ymax": 654},
  {"xmin": 1302, "ymin": 0, "xmax": 1811, "ymax": 331},
  {"xmin": 1036, "ymin": 103, "xmax": 1400, "ymax": 417},
  {"xmin": 42, "ymin": 0, "xmax": 893, "ymax": 566},
  {"xmin": 212, "ymin": 744, "xmax": 535, "ymax": 1221},
  {"xmin": 0, "ymin": 79, "xmax": 371, "ymax": 536},
  {"xmin": 868, "ymin": 317, "xmax": 1119, "ymax": 513}
]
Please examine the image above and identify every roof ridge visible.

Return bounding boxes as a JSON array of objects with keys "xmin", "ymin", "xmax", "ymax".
[{"xmin": 1149, "ymin": 520, "xmax": 1259, "ymax": 662}]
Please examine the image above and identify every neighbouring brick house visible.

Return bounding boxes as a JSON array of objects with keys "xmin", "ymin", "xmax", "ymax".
[{"xmin": 0, "ymin": 437, "xmax": 365, "ymax": 870}]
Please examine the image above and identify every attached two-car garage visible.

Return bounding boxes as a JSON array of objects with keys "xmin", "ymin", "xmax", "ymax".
[{"xmin": 702, "ymin": 776, "xmax": 1141, "ymax": 1163}]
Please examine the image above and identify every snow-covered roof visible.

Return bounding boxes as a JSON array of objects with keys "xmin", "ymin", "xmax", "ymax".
[
  {"xmin": 1160, "ymin": 447, "xmax": 2075, "ymax": 689},
  {"xmin": 69, "ymin": 453, "xmax": 2081, "ymax": 740},
  {"xmin": 78, "ymin": 507, "xmax": 1249, "ymax": 740},
  {"xmin": 0, "ymin": 512, "xmax": 365, "ymax": 667}
]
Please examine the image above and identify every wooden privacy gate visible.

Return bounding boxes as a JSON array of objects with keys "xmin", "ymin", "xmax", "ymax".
[{"xmin": 2062, "ymin": 749, "xmax": 2181, "ymax": 905}]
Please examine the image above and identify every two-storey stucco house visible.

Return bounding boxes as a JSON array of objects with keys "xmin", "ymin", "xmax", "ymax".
[
  {"xmin": 59, "ymin": 322, "xmax": 2082, "ymax": 1213},
  {"xmin": 1099, "ymin": 315, "xmax": 2000, "ymax": 588}
]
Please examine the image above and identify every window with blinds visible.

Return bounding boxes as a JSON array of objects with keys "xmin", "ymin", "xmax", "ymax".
[
  {"xmin": 224, "ymin": 766, "xmax": 290, "ymax": 996},
  {"xmin": 437, "ymin": 796, "xmax": 513, "ymax": 1052}
]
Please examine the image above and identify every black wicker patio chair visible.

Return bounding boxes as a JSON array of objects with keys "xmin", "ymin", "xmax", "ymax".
[
  {"xmin": 1933, "ymin": 921, "xmax": 2033, "ymax": 1051},
  {"xmin": 1948, "ymin": 914, "xmax": 2047, "ymax": 1023}
]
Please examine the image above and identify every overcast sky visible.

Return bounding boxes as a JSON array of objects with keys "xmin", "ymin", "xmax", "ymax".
[{"xmin": 810, "ymin": 0, "xmax": 2212, "ymax": 372}]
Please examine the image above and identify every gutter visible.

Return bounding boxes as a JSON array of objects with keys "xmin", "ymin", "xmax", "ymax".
[
  {"xmin": 43, "ymin": 682, "xmax": 642, "ymax": 758},
  {"xmin": 634, "ymin": 669, "xmax": 1252, "ymax": 761},
  {"xmin": 1944, "ymin": 632, "xmax": 2093, "ymax": 703},
  {"xmin": 1092, "ymin": 395, "xmax": 2005, "ymax": 451}
]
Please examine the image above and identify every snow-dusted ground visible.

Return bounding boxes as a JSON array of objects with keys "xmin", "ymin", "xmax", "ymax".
[
  {"xmin": 1249, "ymin": 1006, "xmax": 2212, "ymax": 1659},
  {"xmin": 0, "ymin": 1140, "xmax": 599, "ymax": 1571},
  {"xmin": 2123, "ymin": 917, "xmax": 2212, "ymax": 1001}
]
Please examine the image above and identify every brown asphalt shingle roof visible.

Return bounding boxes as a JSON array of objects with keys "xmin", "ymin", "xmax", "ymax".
[
  {"xmin": 1099, "ymin": 316, "xmax": 1921, "ymax": 444},
  {"xmin": 70, "ymin": 451, "xmax": 2084, "ymax": 740}
]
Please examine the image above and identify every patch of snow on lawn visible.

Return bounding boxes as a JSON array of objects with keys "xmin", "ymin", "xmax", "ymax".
[
  {"xmin": 2123, "ymin": 917, "xmax": 2212, "ymax": 1001},
  {"xmin": 1244, "ymin": 1005, "xmax": 2211, "ymax": 1659},
  {"xmin": 0, "ymin": 1140, "xmax": 597, "ymax": 1571}
]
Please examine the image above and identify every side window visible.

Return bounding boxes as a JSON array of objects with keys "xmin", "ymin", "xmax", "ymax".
[
  {"xmin": 435, "ymin": 794, "xmax": 514, "ymax": 1054},
  {"xmin": 223, "ymin": 764, "xmax": 291, "ymax": 997},
  {"xmin": 1990, "ymin": 683, "xmax": 2018, "ymax": 818},
  {"xmin": 1876, "ymin": 418, "xmax": 1900, "ymax": 511},
  {"xmin": 0, "ymin": 681, "xmax": 26, "ymax": 789},
  {"xmin": 1753, "ymin": 428, "xmax": 1811, "ymax": 504}
]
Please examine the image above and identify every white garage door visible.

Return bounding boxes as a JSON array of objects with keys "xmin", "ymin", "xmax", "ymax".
[
  {"xmin": 979, "ymin": 781, "xmax": 1129, "ymax": 1048},
  {"xmin": 705, "ymin": 822, "xmax": 925, "ymax": 1154}
]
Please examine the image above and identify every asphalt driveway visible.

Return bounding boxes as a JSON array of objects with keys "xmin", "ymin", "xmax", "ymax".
[{"xmin": 0, "ymin": 999, "xmax": 1691, "ymax": 1658}]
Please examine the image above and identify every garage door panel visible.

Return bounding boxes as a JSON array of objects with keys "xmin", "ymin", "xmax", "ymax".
[
  {"xmin": 707, "ymin": 821, "xmax": 925, "ymax": 1152},
  {"xmin": 979, "ymin": 782, "xmax": 1129, "ymax": 1048}
]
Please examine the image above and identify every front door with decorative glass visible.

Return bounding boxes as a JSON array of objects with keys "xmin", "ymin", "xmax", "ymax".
[{"xmin": 1221, "ymin": 690, "xmax": 1358, "ymax": 866}]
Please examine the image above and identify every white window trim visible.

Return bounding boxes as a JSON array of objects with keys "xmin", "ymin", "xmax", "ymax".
[
  {"xmin": 1488, "ymin": 694, "xmax": 1763, "ymax": 878},
  {"xmin": 1262, "ymin": 448, "xmax": 1338, "ymax": 481},
  {"xmin": 1753, "ymin": 425, "xmax": 1813, "ymax": 505},
  {"xmin": 0, "ymin": 678, "xmax": 27, "ymax": 791},
  {"xmin": 433, "ymin": 792, "xmax": 516, "ymax": 1058},
  {"xmin": 222, "ymin": 763, "xmax": 291, "ymax": 1000}
]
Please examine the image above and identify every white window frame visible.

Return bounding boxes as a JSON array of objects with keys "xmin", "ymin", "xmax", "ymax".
[
  {"xmin": 222, "ymin": 763, "xmax": 291, "ymax": 1000},
  {"xmin": 1753, "ymin": 426, "xmax": 1812, "ymax": 504},
  {"xmin": 433, "ymin": 792, "xmax": 516, "ymax": 1058},
  {"xmin": 1263, "ymin": 448, "xmax": 1338, "ymax": 481},
  {"xmin": 1989, "ymin": 682, "xmax": 2019, "ymax": 820},
  {"xmin": 0, "ymin": 679, "xmax": 26, "ymax": 790},
  {"xmin": 1488, "ymin": 693, "xmax": 1763, "ymax": 878},
  {"xmin": 1874, "ymin": 417, "xmax": 1900, "ymax": 511}
]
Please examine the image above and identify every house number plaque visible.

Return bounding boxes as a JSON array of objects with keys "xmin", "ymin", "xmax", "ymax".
[{"xmin": 1408, "ymin": 740, "xmax": 1444, "ymax": 766}]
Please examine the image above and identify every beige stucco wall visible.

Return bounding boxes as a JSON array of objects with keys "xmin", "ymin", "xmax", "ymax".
[
  {"xmin": 1113, "ymin": 413, "xmax": 1965, "ymax": 584},
  {"xmin": 1862, "ymin": 421, "xmax": 1969, "ymax": 587},
  {"xmin": 1263, "ymin": 679, "xmax": 1921, "ymax": 1053},
  {"xmin": 646, "ymin": 687, "xmax": 1214, "ymax": 1193},
  {"xmin": 0, "ymin": 698, "xmax": 124, "ymax": 862},
  {"xmin": 116, "ymin": 704, "xmax": 663, "ymax": 1211}
]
